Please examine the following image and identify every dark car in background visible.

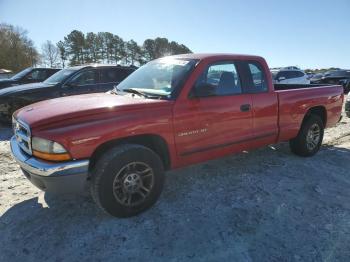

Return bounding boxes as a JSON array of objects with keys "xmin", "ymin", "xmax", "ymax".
[
  {"xmin": 0, "ymin": 67, "xmax": 60, "ymax": 89},
  {"xmin": 310, "ymin": 70, "xmax": 350, "ymax": 93},
  {"xmin": 345, "ymin": 95, "xmax": 350, "ymax": 117},
  {"xmin": 0, "ymin": 64, "xmax": 136, "ymax": 122}
]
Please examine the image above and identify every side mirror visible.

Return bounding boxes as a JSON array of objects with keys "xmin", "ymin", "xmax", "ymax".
[
  {"xmin": 278, "ymin": 76, "xmax": 286, "ymax": 82},
  {"xmin": 191, "ymin": 83, "xmax": 216, "ymax": 98}
]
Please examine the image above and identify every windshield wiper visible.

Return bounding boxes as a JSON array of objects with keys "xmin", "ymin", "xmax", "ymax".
[
  {"xmin": 122, "ymin": 88, "xmax": 150, "ymax": 98},
  {"xmin": 112, "ymin": 86, "xmax": 168, "ymax": 99}
]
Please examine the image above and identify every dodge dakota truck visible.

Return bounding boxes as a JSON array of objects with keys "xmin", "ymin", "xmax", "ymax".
[{"xmin": 10, "ymin": 54, "xmax": 344, "ymax": 217}]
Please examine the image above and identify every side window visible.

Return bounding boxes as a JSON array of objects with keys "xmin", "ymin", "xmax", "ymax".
[
  {"xmin": 118, "ymin": 69, "xmax": 132, "ymax": 80},
  {"xmin": 276, "ymin": 71, "xmax": 287, "ymax": 79},
  {"xmin": 47, "ymin": 70, "xmax": 58, "ymax": 78},
  {"xmin": 285, "ymin": 71, "xmax": 295, "ymax": 79},
  {"xmin": 27, "ymin": 70, "xmax": 47, "ymax": 81},
  {"xmin": 296, "ymin": 71, "xmax": 305, "ymax": 78},
  {"xmin": 68, "ymin": 70, "xmax": 98, "ymax": 86},
  {"xmin": 247, "ymin": 63, "xmax": 268, "ymax": 93},
  {"xmin": 288, "ymin": 71, "xmax": 296, "ymax": 78},
  {"xmin": 101, "ymin": 68, "xmax": 121, "ymax": 83},
  {"xmin": 101, "ymin": 68, "xmax": 133, "ymax": 83},
  {"xmin": 195, "ymin": 62, "xmax": 242, "ymax": 96}
]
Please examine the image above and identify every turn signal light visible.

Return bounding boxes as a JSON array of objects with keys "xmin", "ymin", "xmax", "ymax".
[{"xmin": 33, "ymin": 150, "xmax": 72, "ymax": 162}]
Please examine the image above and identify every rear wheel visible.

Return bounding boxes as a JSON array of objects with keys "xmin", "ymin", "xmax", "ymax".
[
  {"xmin": 90, "ymin": 144, "xmax": 164, "ymax": 217},
  {"xmin": 289, "ymin": 115, "xmax": 324, "ymax": 157}
]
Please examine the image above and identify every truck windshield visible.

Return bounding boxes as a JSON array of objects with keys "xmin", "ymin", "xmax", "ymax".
[
  {"xmin": 116, "ymin": 58, "xmax": 197, "ymax": 98},
  {"xmin": 43, "ymin": 68, "xmax": 77, "ymax": 85},
  {"xmin": 10, "ymin": 68, "xmax": 32, "ymax": 80}
]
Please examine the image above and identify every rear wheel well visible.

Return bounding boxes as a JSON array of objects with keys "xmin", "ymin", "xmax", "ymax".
[
  {"xmin": 89, "ymin": 134, "xmax": 171, "ymax": 172},
  {"xmin": 303, "ymin": 106, "xmax": 327, "ymax": 127}
]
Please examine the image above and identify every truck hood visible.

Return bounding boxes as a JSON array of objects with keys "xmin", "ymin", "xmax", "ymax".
[
  {"xmin": 0, "ymin": 82, "xmax": 52, "ymax": 96},
  {"xmin": 15, "ymin": 93, "xmax": 172, "ymax": 128}
]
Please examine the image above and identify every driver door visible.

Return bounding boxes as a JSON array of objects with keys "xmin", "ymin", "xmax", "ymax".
[
  {"xmin": 173, "ymin": 61, "xmax": 253, "ymax": 157},
  {"xmin": 61, "ymin": 69, "xmax": 99, "ymax": 96}
]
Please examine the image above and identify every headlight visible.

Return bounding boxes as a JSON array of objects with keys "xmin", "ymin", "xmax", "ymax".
[{"xmin": 32, "ymin": 137, "xmax": 71, "ymax": 161}]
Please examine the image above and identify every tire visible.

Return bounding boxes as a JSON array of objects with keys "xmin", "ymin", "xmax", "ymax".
[
  {"xmin": 90, "ymin": 144, "xmax": 164, "ymax": 217},
  {"xmin": 289, "ymin": 115, "xmax": 324, "ymax": 157}
]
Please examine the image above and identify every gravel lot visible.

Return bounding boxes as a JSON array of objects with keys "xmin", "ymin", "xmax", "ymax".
[{"xmin": 1, "ymin": 97, "xmax": 350, "ymax": 262}]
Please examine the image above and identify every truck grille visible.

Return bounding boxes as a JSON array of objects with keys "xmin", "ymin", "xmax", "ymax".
[{"xmin": 13, "ymin": 118, "xmax": 32, "ymax": 155}]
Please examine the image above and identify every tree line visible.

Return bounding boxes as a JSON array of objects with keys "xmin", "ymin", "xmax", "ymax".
[
  {"xmin": 50, "ymin": 30, "xmax": 192, "ymax": 68},
  {"xmin": 0, "ymin": 24, "xmax": 192, "ymax": 72},
  {"xmin": 0, "ymin": 23, "xmax": 40, "ymax": 72}
]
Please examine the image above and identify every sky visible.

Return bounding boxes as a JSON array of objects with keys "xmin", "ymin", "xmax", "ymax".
[{"xmin": 0, "ymin": 0, "xmax": 349, "ymax": 69}]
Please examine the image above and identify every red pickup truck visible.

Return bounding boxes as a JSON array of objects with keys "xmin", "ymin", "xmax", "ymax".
[{"xmin": 10, "ymin": 54, "xmax": 344, "ymax": 217}]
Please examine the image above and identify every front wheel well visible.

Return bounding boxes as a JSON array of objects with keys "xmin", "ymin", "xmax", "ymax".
[{"xmin": 88, "ymin": 134, "xmax": 171, "ymax": 172}]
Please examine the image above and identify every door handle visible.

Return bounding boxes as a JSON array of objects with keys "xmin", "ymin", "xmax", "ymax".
[{"xmin": 240, "ymin": 104, "xmax": 251, "ymax": 112}]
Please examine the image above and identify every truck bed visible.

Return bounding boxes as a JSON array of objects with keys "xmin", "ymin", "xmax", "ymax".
[{"xmin": 275, "ymin": 83, "xmax": 343, "ymax": 142}]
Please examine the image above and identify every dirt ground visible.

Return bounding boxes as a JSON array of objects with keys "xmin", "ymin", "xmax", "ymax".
[{"xmin": 0, "ymin": 97, "xmax": 350, "ymax": 262}]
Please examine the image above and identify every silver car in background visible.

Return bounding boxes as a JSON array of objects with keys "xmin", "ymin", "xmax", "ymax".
[{"xmin": 271, "ymin": 67, "xmax": 310, "ymax": 84}]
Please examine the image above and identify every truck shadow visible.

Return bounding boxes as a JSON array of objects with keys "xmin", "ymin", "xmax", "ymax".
[{"xmin": 1, "ymin": 144, "xmax": 350, "ymax": 261}]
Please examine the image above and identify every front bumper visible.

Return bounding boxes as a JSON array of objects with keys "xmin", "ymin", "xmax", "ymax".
[{"xmin": 10, "ymin": 136, "xmax": 90, "ymax": 193}]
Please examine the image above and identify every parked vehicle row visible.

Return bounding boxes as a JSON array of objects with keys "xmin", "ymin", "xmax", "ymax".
[
  {"xmin": 0, "ymin": 67, "xmax": 60, "ymax": 89},
  {"xmin": 310, "ymin": 69, "xmax": 350, "ymax": 93},
  {"xmin": 10, "ymin": 53, "xmax": 344, "ymax": 217},
  {"xmin": 0, "ymin": 64, "xmax": 136, "ymax": 122}
]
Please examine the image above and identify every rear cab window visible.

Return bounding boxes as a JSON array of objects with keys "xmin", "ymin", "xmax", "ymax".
[{"xmin": 246, "ymin": 62, "xmax": 268, "ymax": 93}]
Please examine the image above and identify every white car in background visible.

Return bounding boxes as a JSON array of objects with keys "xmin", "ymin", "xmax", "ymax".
[{"xmin": 271, "ymin": 68, "xmax": 310, "ymax": 84}]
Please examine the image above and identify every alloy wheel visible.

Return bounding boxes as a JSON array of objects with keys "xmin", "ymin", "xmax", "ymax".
[{"xmin": 112, "ymin": 162, "xmax": 154, "ymax": 206}]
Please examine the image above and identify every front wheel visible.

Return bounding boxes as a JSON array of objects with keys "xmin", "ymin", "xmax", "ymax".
[
  {"xmin": 90, "ymin": 144, "xmax": 164, "ymax": 217},
  {"xmin": 289, "ymin": 115, "xmax": 324, "ymax": 157}
]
